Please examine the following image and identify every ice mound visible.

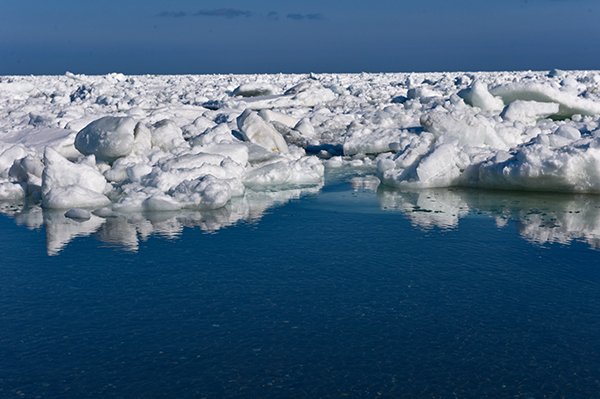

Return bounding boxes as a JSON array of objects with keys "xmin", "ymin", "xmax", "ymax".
[
  {"xmin": 377, "ymin": 111, "xmax": 600, "ymax": 193},
  {"xmin": 420, "ymin": 110, "xmax": 509, "ymax": 148},
  {"xmin": 233, "ymin": 82, "xmax": 278, "ymax": 97},
  {"xmin": 150, "ymin": 119, "xmax": 187, "ymax": 151},
  {"xmin": 501, "ymin": 100, "xmax": 560, "ymax": 123},
  {"xmin": 236, "ymin": 109, "xmax": 289, "ymax": 153},
  {"xmin": 374, "ymin": 73, "xmax": 600, "ymax": 193},
  {"xmin": 458, "ymin": 81, "xmax": 504, "ymax": 112},
  {"xmin": 490, "ymin": 82, "xmax": 600, "ymax": 118},
  {"xmin": 41, "ymin": 148, "xmax": 110, "ymax": 209},
  {"xmin": 0, "ymin": 145, "xmax": 31, "ymax": 178},
  {"xmin": 169, "ymin": 175, "xmax": 232, "ymax": 210},
  {"xmin": 75, "ymin": 116, "xmax": 136, "ymax": 162},
  {"xmin": 241, "ymin": 79, "xmax": 336, "ymax": 109},
  {"xmin": 0, "ymin": 89, "xmax": 324, "ymax": 212},
  {"xmin": 471, "ymin": 134, "xmax": 600, "ymax": 193}
]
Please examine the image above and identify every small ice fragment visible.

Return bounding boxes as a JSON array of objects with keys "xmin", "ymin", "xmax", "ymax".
[
  {"xmin": 233, "ymin": 83, "xmax": 277, "ymax": 97},
  {"xmin": 554, "ymin": 125, "xmax": 581, "ymax": 140},
  {"xmin": 294, "ymin": 118, "xmax": 316, "ymax": 139},
  {"xmin": 64, "ymin": 208, "xmax": 92, "ymax": 221}
]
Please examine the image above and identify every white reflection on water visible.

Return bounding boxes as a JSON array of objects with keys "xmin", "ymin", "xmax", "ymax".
[
  {"xmin": 377, "ymin": 187, "xmax": 600, "ymax": 249},
  {"xmin": 2, "ymin": 180, "xmax": 600, "ymax": 255},
  {"xmin": 1, "ymin": 187, "xmax": 320, "ymax": 255}
]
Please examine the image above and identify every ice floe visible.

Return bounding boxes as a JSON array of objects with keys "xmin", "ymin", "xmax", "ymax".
[{"xmin": 1, "ymin": 70, "xmax": 600, "ymax": 252}]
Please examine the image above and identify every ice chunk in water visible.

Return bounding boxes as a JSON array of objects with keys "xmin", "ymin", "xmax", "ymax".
[{"xmin": 41, "ymin": 148, "xmax": 110, "ymax": 209}]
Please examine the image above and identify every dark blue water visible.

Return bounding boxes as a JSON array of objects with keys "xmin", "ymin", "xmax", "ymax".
[{"xmin": 1, "ymin": 183, "xmax": 600, "ymax": 398}]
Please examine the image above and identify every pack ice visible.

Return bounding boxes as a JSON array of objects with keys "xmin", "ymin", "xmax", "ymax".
[{"xmin": 2, "ymin": 69, "xmax": 600, "ymax": 215}]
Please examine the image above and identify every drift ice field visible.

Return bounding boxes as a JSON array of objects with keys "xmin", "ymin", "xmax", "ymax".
[{"xmin": 2, "ymin": 69, "xmax": 600, "ymax": 252}]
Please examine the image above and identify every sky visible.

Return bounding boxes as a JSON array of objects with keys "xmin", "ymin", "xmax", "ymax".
[{"xmin": 0, "ymin": 0, "xmax": 599, "ymax": 74}]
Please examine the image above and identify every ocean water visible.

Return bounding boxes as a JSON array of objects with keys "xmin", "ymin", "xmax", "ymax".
[{"xmin": 1, "ymin": 180, "xmax": 599, "ymax": 398}]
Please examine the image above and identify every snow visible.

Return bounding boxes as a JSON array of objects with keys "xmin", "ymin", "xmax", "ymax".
[{"xmin": 1, "ymin": 70, "xmax": 600, "ymax": 226}]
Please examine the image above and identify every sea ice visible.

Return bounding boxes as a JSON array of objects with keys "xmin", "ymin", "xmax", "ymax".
[{"xmin": 1, "ymin": 69, "xmax": 600, "ymax": 220}]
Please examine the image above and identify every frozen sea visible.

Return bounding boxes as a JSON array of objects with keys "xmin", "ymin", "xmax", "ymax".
[
  {"xmin": 1, "ymin": 70, "xmax": 600, "ymax": 397},
  {"xmin": 1, "ymin": 173, "xmax": 600, "ymax": 398}
]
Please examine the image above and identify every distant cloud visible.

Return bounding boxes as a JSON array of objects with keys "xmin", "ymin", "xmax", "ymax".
[
  {"xmin": 194, "ymin": 8, "xmax": 252, "ymax": 18},
  {"xmin": 158, "ymin": 8, "xmax": 252, "ymax": 19},
  {"xmin": 158, "ymin": 9, "xmax": 323, "ymax": 21},
  {"xmin": 521, "ymin": 0, "xmax": 588, "ymax": 3},
  {"xmin": 286, "ymin": 13, "xmax": 323, "ymax": 21},
  {"xmin": 157, "ymin": 11, "xmax": 187, "ymax": 18}
]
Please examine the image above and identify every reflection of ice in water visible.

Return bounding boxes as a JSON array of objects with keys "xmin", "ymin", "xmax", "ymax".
[
  {"xmin": 350, "ymin": 175, "xmax": 381, "ymax": 192},
  {"xmin": 4, "ymin": 184, "xmax": 600, "ymax": 254},
  {"xmin": 515, "ymin": 196, "xmax": 600, "ymax": 248},
  {"xmin": 378, "ymin": 188, "xmax": 469, "ymax": 229},
  {"xmin": 0, "ymin": 186, "xmax": 320, "ymax": 255},
  {"xmin": 44, "ymin": 211, "xmax": 106, "ymax": 255},
  {"xmin": 377, "ymin": 188, "xmax": 600, "ymax": 248},
  {"xmin": 7, "ymin": 203, "xmax": 44, "ymax": 230}
]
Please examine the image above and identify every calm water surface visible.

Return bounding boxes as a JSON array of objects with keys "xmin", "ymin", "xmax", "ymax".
[{"xmin": 1, "ymin": 179, "xmax": 599, "ymax": 398}]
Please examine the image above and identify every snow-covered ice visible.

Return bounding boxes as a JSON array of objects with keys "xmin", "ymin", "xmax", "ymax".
[{"xmin": 1, "ymin": 70, "xmax": 600, "ymax": 252}]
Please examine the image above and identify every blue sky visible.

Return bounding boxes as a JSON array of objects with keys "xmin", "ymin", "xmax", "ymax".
[{"xmin": 1, "ymin": 0, "xmax": 598, "ymax": 74}]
